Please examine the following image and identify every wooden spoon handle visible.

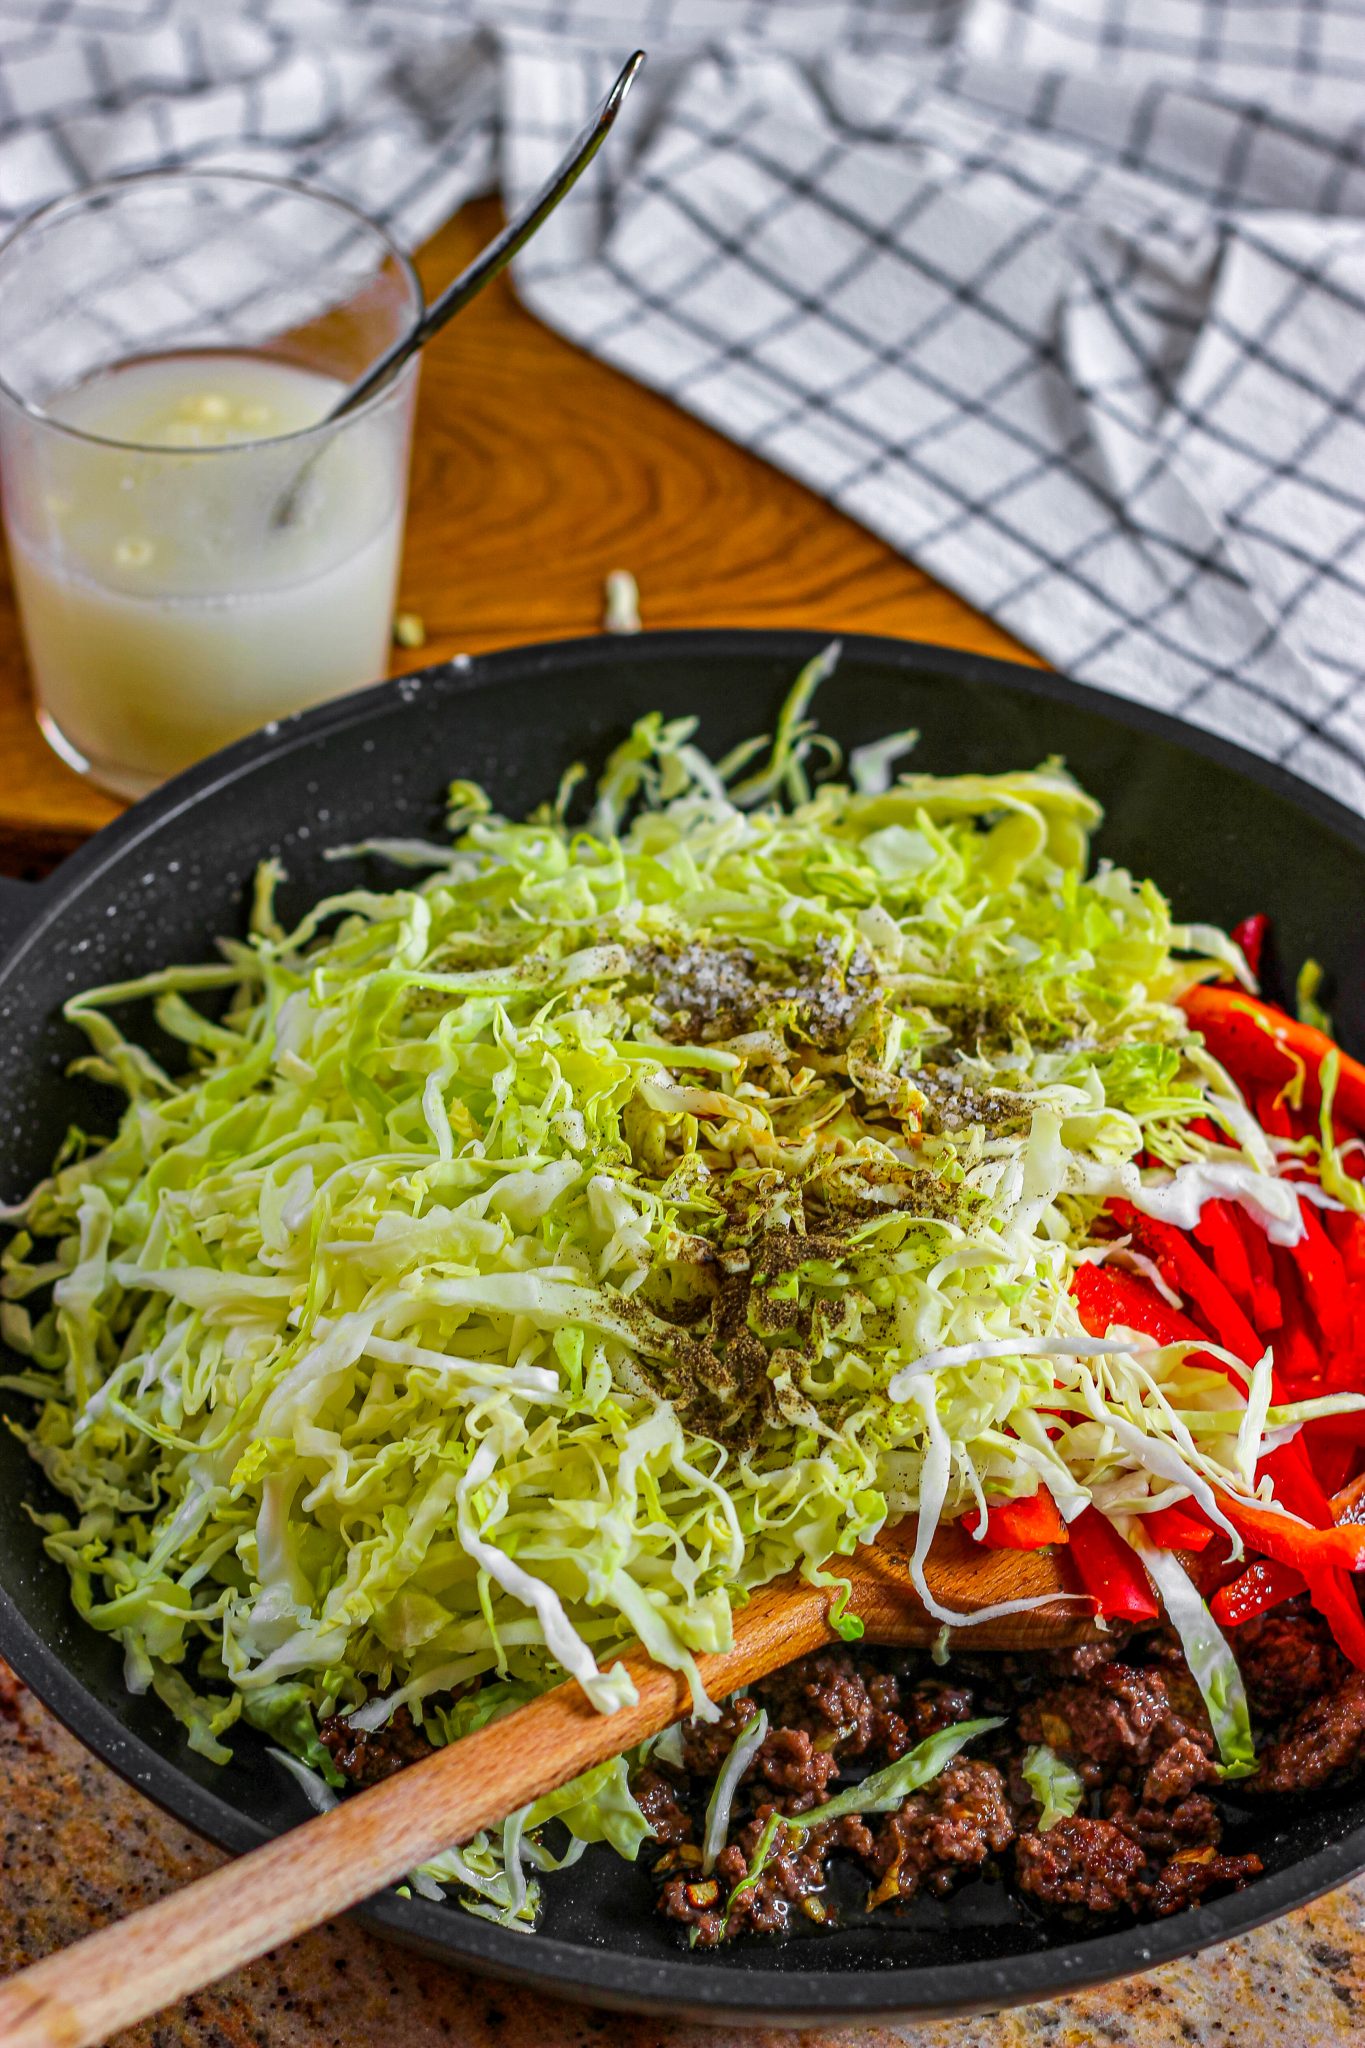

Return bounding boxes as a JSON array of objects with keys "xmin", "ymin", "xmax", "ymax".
[
  {"xmin": 0, "ymin": 1571, "xmax": 837, "ymax": 2048},
  {"xmin": 0, "ymin": 1535, "xmax": 1083, "ymax": 2047}
]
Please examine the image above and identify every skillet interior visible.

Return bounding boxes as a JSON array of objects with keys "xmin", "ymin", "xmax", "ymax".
[{"xmin": 2, "ymin": 628, "xmax": 1365, "ymax": 2023}]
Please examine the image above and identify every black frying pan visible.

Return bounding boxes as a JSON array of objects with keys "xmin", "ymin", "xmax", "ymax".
[{"xmin": 3, "ymin": 630, "xmax": 1365, "ymax": 2026}]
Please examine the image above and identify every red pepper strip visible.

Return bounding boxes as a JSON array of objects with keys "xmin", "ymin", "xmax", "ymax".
[
  {"xmin": 1179, "ymin": 984, "xmax": 1365, "ymax": 1130},
  {"xmin": 1068, "ymin": 1506, "xmax": 1159, "ymax": 1621},
  {"xmin": 1071, "ymin": 1261, "xmax": 1205, "ymax": 1349},
  {"xmin": 1142, "ymin": 1502, "xmax": 1214, "ymax": 1552},
  {"xmin": 960, "ymin": 1486, "xmax": 1068, "ymax": 1549},
  {"xmin": 1325, "ymin": 1209, "xmax": 1365, "ymax": 1280},
  {"xmin": 1213, "ymin": 1490, "xmax": 1365, "ymax": 1572},
  {"xmin": 1211, "ymin": 1557, "xmax": 1306, "ymax": 1627},
  {"xmin": 1231, "ymin": 913, "xmax": 1269, "ymax": 980},
  {"xmin": 1266, "ymin": 1245, "xmax": 1320, "ymax": 1384},
  {"xmin": 1254, "ymin": 1082, "xmax": 1295, "ymax": 1140},
  {"xmin": 1302, "ymin": 1423, "xmax": 1363, "ymax": 1498},
  {"xmin": 1229, "ymin": 1203, "xmax": 1282, "ymax": 1333},
  {"xmin": 1259, "ymin": 1438, "xmax": 1334, "ymax": 1528},
  {"xmin": 1292, "ymin": 1199, "xmax": 1354, "ymax": 1360},
  {"xmin": 1303, "ymin": 1569, "xmax": 1365, "ymax": 1670},
  {"xmin": 1192, "ymin": 1199, "xmax": 1259, "ymax": 1328},
  {"xmin": 1109, "ymin": 1201, "xmax": 1264, "ymax": 1370}
]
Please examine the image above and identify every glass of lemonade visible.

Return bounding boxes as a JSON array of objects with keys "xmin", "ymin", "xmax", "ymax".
[{"xmin": 0, "ymin": 170, "xmax": 422, "ymax": 798}]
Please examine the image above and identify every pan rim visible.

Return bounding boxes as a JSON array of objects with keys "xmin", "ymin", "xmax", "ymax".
[{"xmin": 4, "ymin": 625, "xmax": 1365, "ymax": 2020}]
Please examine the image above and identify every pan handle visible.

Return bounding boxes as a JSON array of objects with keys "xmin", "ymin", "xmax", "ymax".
[{"xmin": 0, "ymin": 875, "xmax": 42, "ymax": 957}]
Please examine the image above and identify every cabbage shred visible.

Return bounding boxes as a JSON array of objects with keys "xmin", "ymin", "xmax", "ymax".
[{"xmin": 0, "ymin": 651, "xmax": 1348, "ymax": 1919}]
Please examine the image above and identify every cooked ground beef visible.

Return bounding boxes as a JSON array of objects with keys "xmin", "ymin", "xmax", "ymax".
[
  {"xmin": 640, "ymin": 1596, "xmax": 1353, "ymax": 1948},
  {"xmin": 1016, "ymin": 1817, "xmax": 1149, "ymax": 1913},
  {"xmin": 1102, "ymin": 1784, "xmax": 1222, "ymax": 1859},
  {"xmin": 1140, "ymin": 1733, "xmax": 1218, "ymax": 1807},
  {"xmin": 1147, "ymin": 1849, "xmax": 1265, "ymax": 1918},
  {"xmin": 1016, "ymin": 1812, "xmax": 1263, "ymax": 1920},
  {"xmin": 754, "ymin": 1647, "xmax": 905, "ymax": 1758},
  {"xmin": 1047, "ymin": 1638, "xmax": 1128, "ymax": 1681},
  {"xmin": 752, "ymin": 1648, "xmax": 978, "ymax": 1765},
  {"xmin": 748, "ymin": 1724, "xmax": 840, "ymax": 1814},
  {"xmin": 1019, "ymin": 1663, "xmax": 1212, "ymax": 1789},
  {"xmin": 666, "ymin": 1810, "xmax": 875, "ymax": 1947},
  {"xmin": 633, "ymin": 1767, "xmax": 693, "ymax": 1845},
  {"xmin": 1255, "ymin": 1671, "xmax": 1365, "ymax": 1794},
  {"xmin": 681, "ymin": 1692, "xmax": 758, "ymax": 1777},
  {"xmin": 317, "ymin": 1703, "xmax": 433, "ymax": 1787},
  {"xmin": 1232, "ymin": 1600, "xmax": 1347, "ymax": 1723},
  {"xmin": 865, "ymin": 1762, "xmax": 1015, "ymax": 1903},
  {"xmin": 902, "ymin": 1681, "xmax": 979, "ymax": 1745}
]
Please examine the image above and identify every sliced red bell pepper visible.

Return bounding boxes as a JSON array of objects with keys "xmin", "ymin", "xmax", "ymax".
[
  {"xmin": 1259, "ymin": 1438, "xmax": 1333, "ymax": 1528},
  {"xmin": 1213, "ymin": 1490, "xmax": 1365, "ymax": 1572},
  {"xmin": 1192, "ymin": 1199, "xmax": 1259, "ymax": 1329},
  {"xmin": 1268, "ymin": 1245, "xmax": 1321, "ymax": 1383},
  {"xmin": 1303, "ymin": 1568, "xmax": 1365, "ymax": 1670},
  {"xmin": 1109, "ymin": 1201, "xmax": 1263, "ymax": 1369},
  {"xmin": 1325, "ymin": 1208, "xmax": 1365, "ymax": 1279},
  {"xmin": 1180, "ymin": 984, "xmax": 1365, "ymax": 1130},
  {"xmin": 1068, "ymin": 1506, "xmax": 1159, "ymax": 1621},
  {"xmin": 1253, "ymin": 1082, "xmax": 1295, "ymax": 1140},
  {"xmin": 1228, "ymin": 1202, "xmax": 1282, "ymax": 1333},
  {"xmin": 1211, "ymin": 1556, "xmax": 1305, "ymax": 1627},
  {"xmin": 1301, "ymin": 1423, "xmax": 1364, "ymax": 1497},
  {"xmin": 1070, "ymin": 1261, "xmax": 1205, "ymax": 1351},
  {"xmin": 1141, "ymin": 1502, "xmax": 1214, "ymax": 1552},
  {"xmin": 1231, "ymin": 913, "xmax": 1269, "ymax": 981},
  {"xmin": 1290, "ymin": 1198, "xmax": 1354, "ymax": 1360},
  {"xmin": 960, "ymin": 1486, "xmax": 1068, "ymax": 1549}
]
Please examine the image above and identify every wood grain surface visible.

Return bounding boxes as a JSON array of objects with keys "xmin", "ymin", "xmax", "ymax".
[{"xmin": 0, "ymin": 198, "xmax": 1036, "ymax": 873}]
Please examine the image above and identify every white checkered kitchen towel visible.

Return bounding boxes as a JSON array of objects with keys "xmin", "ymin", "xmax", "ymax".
[{"xmin": 1, "ymin": 2, "xmax": 1364, "ymax": 805}]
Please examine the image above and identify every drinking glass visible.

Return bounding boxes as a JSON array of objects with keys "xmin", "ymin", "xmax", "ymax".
[{"xmin": 0, "ymin": 170, "xmax": 423, "ymax": 798}]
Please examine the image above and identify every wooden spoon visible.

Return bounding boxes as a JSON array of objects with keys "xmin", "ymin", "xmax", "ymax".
[{"xmin": 0, "ymin": 1521, "xmax": 1088, "ymax": 2048}]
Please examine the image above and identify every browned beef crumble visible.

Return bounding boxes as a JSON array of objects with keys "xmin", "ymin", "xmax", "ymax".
[
  {"xmin": 665, "ymin": 1809, "xmax": 877, "ymax": 1947},
  {"xmin": 1146, "ymin": 1848, "xmax": 1266, "ymax": 1917},
  {"xmin": 1017, "ymin": 1663, "xmax": 1213, "ymax": 1790},
  {"xmin": 1101, "ymin": 1784, "xmax": 1222, "ymax": 1859},
  {"xmin": 317, "ymin": 1592, "xmax": 1348, "ymax": 1947},
  {"xmin": 640, "ymin": 1603, "xmax": 1351, "ymax": 1946},
  {"xmin": 1015, "ymin": 1817, "xmax": 1149, "ymax": 1913},
  {"xmin": 865, "ymin": 1761, "xmax": 1015, "ymax": 1903},
  {"xmin": 753, "ymin": 1646, "xmax": 975, "ymax": 1761},
  {"xmin": 318, "ymin": 1703, "xmax": 433, "ymax": 1787},
  {"xmin": 633, "ymin": 1767, "xmax": 694, "ymax": 1845},
  {"xmin": 748, "ymin": 1724, "xmax": 841, "ymax": 1814},
  {"xmin": 1233, "ymin": 1602, "xmax": 1347, "ymax": 1723},
  {"xmin": 680, "ymin": 1692, "xmax": 758, "ymax": 1776},
  {"xmin": 1254, "ymin": 1670, "xmax": 1365, "ymax": 1794}
]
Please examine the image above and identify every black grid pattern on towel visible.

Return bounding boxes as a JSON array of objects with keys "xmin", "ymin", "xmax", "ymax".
[{"xmin": 0, "ymin": 0, "xmax": 1363, "ymax": 805}]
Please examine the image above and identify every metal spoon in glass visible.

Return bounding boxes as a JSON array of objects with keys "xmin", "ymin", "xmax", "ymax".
[{"xmin": 273, "ymin": 47, "xmax": 645, "ymax": 526}]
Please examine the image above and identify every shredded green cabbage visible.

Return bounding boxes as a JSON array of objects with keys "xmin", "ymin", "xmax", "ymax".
[
  {"xmin": 1021, "ymin": 1743, "xmax": 1085, "ymax": 1830},
  {"xmin": 725, "ymin": 1715, "xmax": 1005, "ymax": 1914},
  {"xmin": 702, "ymin": 1703, "xmax": 769, "ymax": 1873},
  {"xmin": 2, "ymin": 648, "xmax": 1354, "ymax": 1921},
  {"xmin": 1130, "ymin": 1533, "xmax": 1257, "ymax": 1780}
]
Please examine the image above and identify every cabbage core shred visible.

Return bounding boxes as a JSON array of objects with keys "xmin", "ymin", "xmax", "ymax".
[{"xmin": 1, "ymin": 648, "xmax": 1351, "ymax": 1925}]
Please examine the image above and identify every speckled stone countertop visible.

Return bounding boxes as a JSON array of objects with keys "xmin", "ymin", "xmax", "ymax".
[{"xmin": 3, "ymin": 1660, "xmax": 1363, "ymax": 2048}]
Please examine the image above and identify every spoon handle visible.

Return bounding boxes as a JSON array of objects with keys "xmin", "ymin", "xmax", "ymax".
[
  {"xmin": 0, "ymin": 1532, "xmax": 1082, "ymax": 2048},
  {"xmin": 0, "ymin": 1567, "xmax": 831, "ymax": 2048},
  {"xmin": 326, "ymin": 48, "xmax": 646, "ymax": 425}
]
